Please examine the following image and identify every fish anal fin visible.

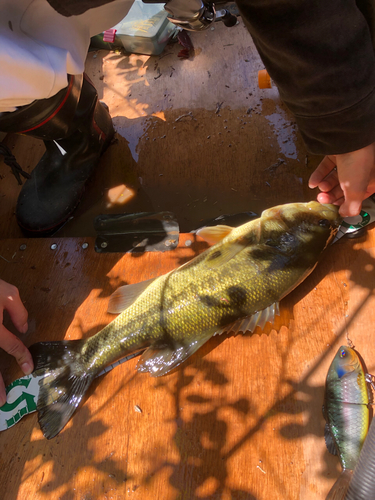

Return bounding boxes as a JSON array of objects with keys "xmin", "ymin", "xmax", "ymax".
[
  {"xmin": 214, "ymin": 303, "xmax": 280, "ymax": 336},
  {"xmin": 107, "ymin": 277, "xmax": 157, "ymax": 314},
  {"xmin": 324, "ymin": 423, "xmax": 338, "ymax": 456},
  {"xmin": 29, "ymin": 340, "xmax": 94, "ymax": 440},
  {"xmin": 196, "ymin": 225, "xmax": 233, "ymax": 244},
  {"xmin": 137, "ymin": 331, "xmax": 214, "ymax": 377}
]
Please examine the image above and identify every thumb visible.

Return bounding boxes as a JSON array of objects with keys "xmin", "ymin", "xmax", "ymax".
[
  {"xmin": 339, "ymin": 199, "xmax": 363, "ymax": 217},
  {"xmin": 336, "ymin": 149, "xmax": 374, "ymax": 217}
]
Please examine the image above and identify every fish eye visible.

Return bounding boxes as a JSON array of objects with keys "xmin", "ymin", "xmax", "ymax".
[
  {"xmin": 339, "ymin": 349, "xmax": 346, "ymax": 358},
  {"xmin": 319, "ymin": 219, "xmax": 330, "ymax": 227}
]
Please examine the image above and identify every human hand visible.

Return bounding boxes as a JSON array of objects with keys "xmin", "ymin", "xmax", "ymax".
[
  {"xmin": 308, "ymin": 144, "xmax": 375, "ymax": 217},
  {"xmin": 0, "ymin": 279, "xmax": 33, "ymax": 406}
]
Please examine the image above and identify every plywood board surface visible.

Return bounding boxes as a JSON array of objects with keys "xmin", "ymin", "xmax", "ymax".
[{"xmin": 0, "ymin": 230, "xmax": 374, "ymax": 500}]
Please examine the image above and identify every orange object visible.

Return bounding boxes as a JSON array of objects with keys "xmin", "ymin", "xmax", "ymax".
[{"xmin": 258, "ymin": 69, "xmax": 272, "ymax": 89}]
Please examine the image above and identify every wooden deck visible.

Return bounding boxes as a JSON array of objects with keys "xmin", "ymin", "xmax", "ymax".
[
  {"xmin": 0, "ymin": 231, "xmax": 375, "ymax": 499},
  {"xmin": 0, "ymin": 18, "xmax": 317, "ymax": 239},
  {"xmin": 1, "ymin": 14, "xmax": 375, "ymax": 500}
]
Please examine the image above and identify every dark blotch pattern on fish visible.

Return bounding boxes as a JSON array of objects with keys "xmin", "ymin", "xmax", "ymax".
[{"xmin": 207, "ymin": 250, "xmax": 222, "ymax": 261}]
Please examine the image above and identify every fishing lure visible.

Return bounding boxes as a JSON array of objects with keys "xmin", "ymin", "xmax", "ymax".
[{"xmin": 323, "ymin": 346, "xmax": 370, "ymax": 499}]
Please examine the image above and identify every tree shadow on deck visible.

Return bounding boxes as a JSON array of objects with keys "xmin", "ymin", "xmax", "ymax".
[{"xmin": 1, "ymin": 228, "xmax": 375, "ymax": 499}]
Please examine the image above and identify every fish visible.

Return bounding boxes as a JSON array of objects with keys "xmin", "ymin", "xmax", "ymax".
[
  {"xmin": 323, "ymin": 346, "xmax": 370, "ymax": 500},
  {"xmin": 29, "ymin": 201, "xmax": 341, "ymax": 439}
]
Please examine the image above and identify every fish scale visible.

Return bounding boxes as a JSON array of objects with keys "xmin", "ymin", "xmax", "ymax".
[
  {"xmin": 325, "ymin": 402, "xmax": 369, "ymax": 469},
  {"xmin": 28, "ymin": 201, "xmax": 342, "ymax": 439},
  {"xmin": 325, "ymin": 369, "xmax": 369, "ymax": 469},
  {"xmin": 86, "ymin": 246, "xmax": 307, "ymax": 356}
]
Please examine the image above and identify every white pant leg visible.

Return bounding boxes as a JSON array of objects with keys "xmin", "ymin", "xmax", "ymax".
[{"xmin": 0, "ymin": 0, "xmax": 132, "ymax": 112}]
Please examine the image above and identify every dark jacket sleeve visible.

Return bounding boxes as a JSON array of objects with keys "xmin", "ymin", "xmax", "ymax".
[
  {"xmin": 46, "ymin": 0, "xmax": 116, "ymax": 17},
  {"xmin": 236, "ymin": 0, "xmax": 375, "ymax": 155}
]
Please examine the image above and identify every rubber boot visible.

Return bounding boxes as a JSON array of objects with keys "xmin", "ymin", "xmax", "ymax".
[{"xmin": 0, "ymin": 74, "xmax": 115, "ymax": 235}]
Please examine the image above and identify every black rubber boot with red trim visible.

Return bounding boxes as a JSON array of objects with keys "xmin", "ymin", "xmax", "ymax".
[{"xmin": 0, "ymin": 73, "xmax": 115, "ymax": 235}]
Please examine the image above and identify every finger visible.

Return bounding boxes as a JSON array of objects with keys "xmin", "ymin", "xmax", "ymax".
[
  {"xmin": 337, "ymin": 152, "xmax": 374, "ymax": 217},
  {"xmin": 0, "ymin": 373, "xmax": 6, "ymax": 407},
  {"xmin": 0, "ymin": 282, "xmax": 28, "ymax": 333},
  {"xmin": 316, "ymin": 183, "xmax": 344, "ymax": 205},
  {"xmin": 0, "ymin": 324, "xmax": 33, "ymax": 375},
  {"xmin": 339, "ymin": 199, "xmax": 363, "ymax": 217},
  {"xmin": 309, "ymin": 155, "xmax": 337, "ymax": 188},
  {"xmin": 333, "ymin": 196, "xmax": 345, "ymax": 206},
  {"xmin": 316, "ymin": 169, "xmax": 340, "ymax": 193}
]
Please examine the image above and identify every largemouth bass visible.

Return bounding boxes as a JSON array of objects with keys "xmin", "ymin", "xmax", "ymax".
[
  {"xmin": 323, "ymin": 346, "xmax": 370, "ymax": 500},
  {"xmin": 29, "ymin": 201, "xmax": 341, "ymax": 439}
]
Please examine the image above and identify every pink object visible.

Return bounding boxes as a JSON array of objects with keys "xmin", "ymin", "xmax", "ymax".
[{"xmin": 103, "ymin": 29, "xmax": 117, "ymax": 43}]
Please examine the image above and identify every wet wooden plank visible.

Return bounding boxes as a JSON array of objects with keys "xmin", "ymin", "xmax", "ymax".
[{"xmin": 0, "ymin": 230, "xmax": 374, "ymax": 499}]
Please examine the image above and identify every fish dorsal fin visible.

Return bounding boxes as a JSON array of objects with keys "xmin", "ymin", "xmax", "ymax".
[
  {"xmin": 137, "ymin": 330, "xmax": 214, "ymax": 377},
  {"xmin": 214, "ymin": 302, "xmax": 280, "ymax": 336},
  {"xmin": 107, "ymin": 277, "xmax": 157, "ymax": 314},
  {"xmin": 324, "ymin": 423, "xmax": 338, "ymax": 456},
  {"xmin": 196, "ymin": 225, "xmax": 234, "ymax": 244}
]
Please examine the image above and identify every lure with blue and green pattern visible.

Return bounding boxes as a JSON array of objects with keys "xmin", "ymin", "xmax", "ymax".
[{"xmin": 323, "ymin": 346, "xmax": 370, "ymax": 500}]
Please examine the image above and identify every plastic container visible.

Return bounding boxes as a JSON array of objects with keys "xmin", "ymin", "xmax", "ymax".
[{"xmin": 112, "ymin": 0, "xmax": 177, "ymax": 56}]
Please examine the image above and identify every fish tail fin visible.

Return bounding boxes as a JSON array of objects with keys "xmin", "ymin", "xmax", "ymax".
[
  {"xmin": 29, "ymin": 340, "xmax": 94, "ymax": 440},
  {"xmin": 326, "ymin": 469, "xmax": 353, "ymax": 500}
]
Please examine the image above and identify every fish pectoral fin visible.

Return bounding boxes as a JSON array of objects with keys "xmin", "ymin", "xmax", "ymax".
[
  {"xmin": 107, "ymin": 277, "xmax": 158, "ymax": 314},
  {"xmin": 214, "ymin": 303, "xmax": 280, "ymax": 336},
  {"xmin": 137, "ymin": 331, "xmax": 214, "ymax": 377},
  {"xmin": 196, "ymin": 225, "xmax": 234, "ymax": 244},
  {"xmin": 29, "ymin": 340, "xmax": 94, "ymax": 440},
  {"xmin": 324, "ymin": 423, "xmax": 338, "ymax": 456},
  {"xmin": 203, "ymin": 241, "xmax": 247, "ymax": 269}
]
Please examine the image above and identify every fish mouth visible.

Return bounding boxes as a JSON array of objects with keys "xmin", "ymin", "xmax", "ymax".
[
  {"xmin": 299, "ymin": 201, "xmax": 342, "ymax": 226},
  {"xmin": 319, "ymin": 203, "xmax": 339, "ymax": 212},
  {"xmin": 317, "ymin": 203, "xmax": 343, "ymax": 226},
  {"xmin": 319, "ymin": 203, "xmax": 340, "ymax": 214},
  {"xmin": 307, "ymin": 201, "xmax": 337, "ymax": 213},
  {"xmin": 264, "ymin": 202, "xmax": 341, "ymax": 223}
]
